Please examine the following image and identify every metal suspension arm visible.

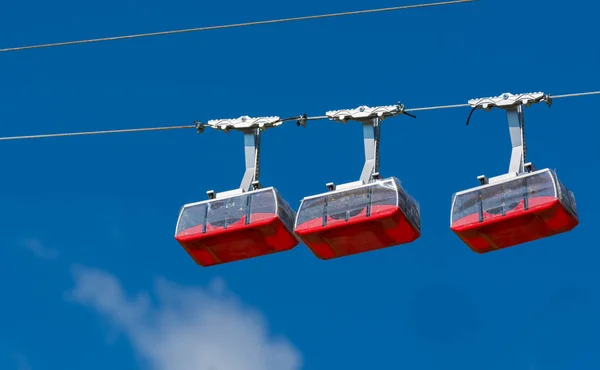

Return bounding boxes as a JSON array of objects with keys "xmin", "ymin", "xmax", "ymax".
[
  {"xmin": 467, "ymin": 92, "xmax": 551, "ymax": 184},
  {"xmin": 201, "ymin": 115, "xmax": 282, "ymax": 199},
  {"xmin": 325, "ymin": 103, "xmax": 411, "ymax": 190},
  {"xmin": 240, "ymin": 128, "xmax": 261, "ymax": 191},
  {"xmin": 506, "ymin": 105, "xmax": 526, "ymax": 175},
  {"xmin": 359, "ymin": 117, "xmax": 381, "ymax": 184}
]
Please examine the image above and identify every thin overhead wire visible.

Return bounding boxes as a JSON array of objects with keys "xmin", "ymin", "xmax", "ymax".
[
  {"xmin": 0, "ymin": 90, "xmax": 598, "ymax": 142},
  {"xmin": 0, "ymin": 0, "xmax": 474, "ymax": 53},
  {"xmin": 406, "ymin": 103, "xmax": 471, "ymax": 112},
  {"xmin": 0, "ymin": 125, "xmax": 196, "ymax": 141},
  {"xmin": 550, "ymin": 91, "xmax": 600, "ymax": 99}
]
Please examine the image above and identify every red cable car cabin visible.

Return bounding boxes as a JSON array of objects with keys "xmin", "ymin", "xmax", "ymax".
[
  {"xmin": 175, "ymin": 187, "xmax": 299, "ymax": 267},
  {"xmin": 294, "ymin": 177, "xmax": 421, "ymax": 260},
  {"xmin": 450, "ymin": 168, "xmax": 578, "ymax": 253}
]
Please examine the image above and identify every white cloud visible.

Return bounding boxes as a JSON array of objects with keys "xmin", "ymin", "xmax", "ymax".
[
  {"xmin": 21, "ymin": 238, "xmax": 59, "ymax": 260},
  {"xmin": 66, "ymin": 265, "xmax": 302, "ymax": 370}
]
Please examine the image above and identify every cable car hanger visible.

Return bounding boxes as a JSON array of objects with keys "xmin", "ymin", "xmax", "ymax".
[
  {"xmin": 318, "ymin": 103, "xmax": 415, "ymax": 192},
  {"xmin": 465, "ymin": 92, "xmax": 552, "ymax": 185},
  {"xmin": 194, "ymin": 114, "xmax": 304, "ymax": 200}
]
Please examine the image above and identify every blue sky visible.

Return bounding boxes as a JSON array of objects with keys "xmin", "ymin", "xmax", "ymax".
[{"xmin": 1, "ymin": 0, "xmax": 599, "ymax": 369}]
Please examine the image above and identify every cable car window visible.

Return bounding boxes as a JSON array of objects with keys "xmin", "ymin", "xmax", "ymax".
[
  {"xmin": 325, "ymin": 194, "xmax": 344, "ymax": 220},
  {"xmin": 481, "ymin": 184, "xmax": 506, "ymax": 215},
  {"xmin": 555, "ymin": 177, "xmax": 577, "ymax": 217},
  {"xmin": 451, "ymin": 191, "xmax": 481, "ymax": 224},
  {"xmin": 250, "ymin": 189, "xmax": 276, "ymax": 214},
  {"xmin": 394, "ymin": 181, "xmax": 420, "ymax": 230},
  {"xmin": 248, "ymin": 189, "xmax": 276, "ymax": 224},
  {"xmin": 177, "ymin": 203, "xmax": 207, "ymax": 234},
  {"xmin": 206, "ymin": 195, "xmax": 248, "ymax": 228},
  {"xmin": 296, "ymin": 197, "xmax": 325, "ymax": 226},
  {"xmin": 274, "ymin": 190, "xmax": 296, "ymax": 231},
  {"xmin": 206, "ymin": 200, "xmax": 226, "ymax": 227},
  {"xmin": 501, "ymin": 178, "xmax": 527, "ymax": 212},
  {"xmin": 526, "ymin": 171, "xmax": 555, "ymax": 198},
  {"xmin": 371, "ymin": 179, "xmax": 399, "ymax": 209},
  {"xmin": 349, "ymin": 188, "xmax": 371, "ymax": 218},
  {"xmin": 327, "ymin": 190, "xmax": 364, "ymax": 220}
]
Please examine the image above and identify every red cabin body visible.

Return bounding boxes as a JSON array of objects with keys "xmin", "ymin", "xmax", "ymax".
[
  {"xmin": 294, "ymin": 177, "xmax": 421, "ymax": 260},
  {"xmin": 175, "ymin": 188, "xmax": 298, "ymax": 267},
  {"xmin": 450, "ymin": 169, "xmax": 579, "ymax": 253}
]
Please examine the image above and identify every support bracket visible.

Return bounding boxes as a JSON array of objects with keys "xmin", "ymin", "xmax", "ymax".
[
  {"xmin": 324, "ymin": 103, "xmax": 411, "ymax": 191},
  {"xmin": 202, "ymin": 115, "xmax": 282, "ymax": 199},
  {"xmin": 467, "ymin": 92, "xmax": 550, "ymax": 184}
]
